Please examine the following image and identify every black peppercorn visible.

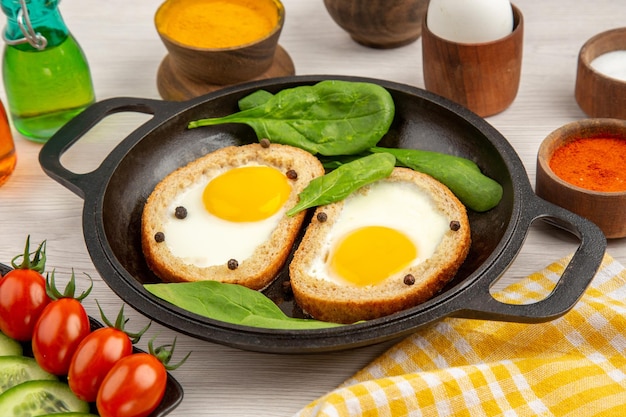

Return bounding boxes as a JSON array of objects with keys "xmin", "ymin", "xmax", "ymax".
[
  {"xmin": 260, "ymin": 138, "xmax": 270, "ymax": 148},
  {"xmin": 227, "ymin": 259, "xmax": 239, "ymax": 270},
  {"xmin": 286, "ymin": 169, "xmax": 298, "ymax": 180},
  {"xmin": 449, "ymin": 220, "xmax": 461, "ymax": 231},
  {"xmin": 282, "ymin": 280, "xmax": 292, "ymax": 295},
  {"xmin": 174, "ymin": 206, "xmax": 187, "ymax": 219},
  {"xmin": 403, "ymin": 274, "xmax": 415, "ymax": 285},
  {"xmin": 316, "ymin": 212, "xmax": 328, "ymax": 222},
  {"xmin": 154, "ymin": 232, "xmax": 165, "ymax": 243}
]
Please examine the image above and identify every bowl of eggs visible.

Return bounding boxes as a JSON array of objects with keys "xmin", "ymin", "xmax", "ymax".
[
  {"xmin": 421, "ymin": 0, "xmax": 523, "ymax": 117},
  {"xmin": 154, "ymin": 0, "xmax": 295, "ymax": 100},
  {"xmin": 575, "ymin": 27, "xmax": 626, "ymax": 120},
  {"xmin": 39, "ymin": 75, "xmax": 605, "ymax": 353},
  {"xmin": 536, "ymin": 118, "xmax": 626, "ymax": 239}
]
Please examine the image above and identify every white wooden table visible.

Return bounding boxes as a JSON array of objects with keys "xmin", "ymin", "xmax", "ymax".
[{"xmin": 1, "ymin": 1, "xmax": 624, "ymax": 415}]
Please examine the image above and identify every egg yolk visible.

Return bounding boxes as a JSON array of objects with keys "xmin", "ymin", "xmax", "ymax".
[
  {"xmin": 330, "ymin": 226, "xmax": 418, "ymax": 286},
  {"xmin": 203, "ymin": 165, "xmax": 291, "ymax": 222}
]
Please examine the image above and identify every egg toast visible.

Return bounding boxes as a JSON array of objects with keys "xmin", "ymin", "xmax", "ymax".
[
  {"xmin": 141, "ymin": 142, "xmax": 325, "ymax": 290},
  {"xmin": 289, "ymin": 167, "xmax": 471, "ymax": 324}
]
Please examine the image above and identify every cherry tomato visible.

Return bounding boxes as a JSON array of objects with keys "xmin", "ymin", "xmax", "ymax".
[
  {"xmin": 0, "ymin": 237, "xmax": 50, "ymax": 341},
  {"xmin": 68, "ymin": 303, "xmax": 150, "ymax": 402},
  {"xmin": 68, "ymin": 327, "xmax": 134, "ymax": 402},
  {"xmin": 32, "ymin": 297, "xmax": 91, "ymax": 375},
  {"xmin": 96, "ymin": 353, "xmax": 167, "ymax": 417},
  {"xmin": 97, "ymin": 336, "xmax": 189, "ymax": 417},
  {"xmin": 32, "ymin": 268, "xmax": 93, "ymax": 375}
]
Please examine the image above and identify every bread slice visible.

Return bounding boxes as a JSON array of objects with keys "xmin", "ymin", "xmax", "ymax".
[
  {"xmin": 141, "ymin": 142, "xmax": 325, "ymax": 290},
  {"xmin": 289, "ymin": 167, "xmax": 471, "ymax": 324}
]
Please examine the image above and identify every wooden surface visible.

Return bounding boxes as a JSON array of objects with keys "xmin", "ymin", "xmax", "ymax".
[{"xmin": 0, "ymin": 1, "xmax": 625, "ymax": 415}]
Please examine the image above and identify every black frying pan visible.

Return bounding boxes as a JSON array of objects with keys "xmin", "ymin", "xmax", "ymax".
[{"xmin": 39, "ymin": 75, "xmax": 606, "ymax": 353}]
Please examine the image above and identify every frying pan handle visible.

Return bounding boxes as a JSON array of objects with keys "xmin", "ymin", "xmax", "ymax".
[
  {"xmin": 39, "ymin": 97, "xmax": 182, "ymax": 198},
  {"xmin": 453, "ymin": 195, "xmax": 606, "ymax": 323}
]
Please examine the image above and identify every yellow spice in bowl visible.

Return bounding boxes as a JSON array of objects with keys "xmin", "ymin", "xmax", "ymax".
[{"xmin": 157, "ymin": 0, "xmax": 280, "ymax": 49}]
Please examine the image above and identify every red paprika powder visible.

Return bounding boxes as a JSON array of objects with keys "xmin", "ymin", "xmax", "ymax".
[{"xmin": 549, "ymin": 137, "xmax": 626, "ymax": 192}]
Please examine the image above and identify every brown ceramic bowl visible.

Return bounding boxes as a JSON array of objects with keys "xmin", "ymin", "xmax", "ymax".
[
  {"xmin": 536, "ymin": 118, "xmax": 626, "ymax": 239},
  {"xmin": 155, "ymin": 0, "xmax": 293, "ymax": 99},
  {"xmin": 575, "ymin": 28, "xmax": 626, "ymax": 119},
  {"xmin": 323, "ymin": 0, "xmax": 429, "ymax": 48}
]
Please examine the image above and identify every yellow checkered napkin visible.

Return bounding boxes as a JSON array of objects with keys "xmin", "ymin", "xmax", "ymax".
[{"xmin": 295, "ymin": 254, "xmax": 626, "ymax": 417}]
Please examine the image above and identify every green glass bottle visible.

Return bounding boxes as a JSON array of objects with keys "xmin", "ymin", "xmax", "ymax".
[{"xmin": 1, "ymin": 0, "xmax": 95, "ymax": 142}]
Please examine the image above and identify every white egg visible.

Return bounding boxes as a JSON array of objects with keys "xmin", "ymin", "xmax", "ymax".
[
  {"xmin": 161, "ymin": 163, "xmax": 289, "ymax": 268},
  {"xmin": 307, "ymin": 180, "xmax": 450, "ymax": 286},
  {"xmin": 426, "ymin": 0, "xmax": 514, "ymax": 43}
]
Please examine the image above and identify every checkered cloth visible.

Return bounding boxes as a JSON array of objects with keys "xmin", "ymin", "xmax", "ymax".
[{"xmin": 295, "ymin": 254, "xmax": 626, "ymax": 416}]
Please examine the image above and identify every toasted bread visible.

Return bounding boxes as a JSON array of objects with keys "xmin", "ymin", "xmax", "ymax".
[
  {"xmin": 289, "ymin": 167, "xmax": 471, "ymax": 324},
  {"xmin": 141, "ymin": 142, "xmax": 325, "ymax": 290}
]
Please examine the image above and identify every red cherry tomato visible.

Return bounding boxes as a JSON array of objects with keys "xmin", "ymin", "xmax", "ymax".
[
  {"xmin": 0, "ymin": 237, "xmax": 50, "ymax": 341},
  {"xmin": 96, "ymin": 353, "xmax": 167, "ymax": 417},
  {"xmin": 0, "ymin": 269, "xmax": 50, "ymax": 341},
  {"xmin": 32, "ymin": 297, "xmax": 91, "ymax": 375},
  {"xmin": 68, "ymin": 327, "xmax": 134, "ymax": 402}
]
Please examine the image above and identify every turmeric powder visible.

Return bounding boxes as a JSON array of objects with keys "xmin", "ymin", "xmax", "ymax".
[{"xmin": 157, "ymin": 0, "xmax": 280, "ymax": 49}]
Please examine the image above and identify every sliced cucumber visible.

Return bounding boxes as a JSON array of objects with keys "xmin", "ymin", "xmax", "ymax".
[
  {"xmin": 39, "ymin": 414, "xmax": 99, "ymax": 417},
  {"xmin": 0, "ymin": 332, "xmax": 22, "ymax": 357},
  {"xmin": 0, "ymin": 356, "xmax": 57, "ymax": 395},
  {"xmin": 0, "ymin": 380, "xmax": 89, "ymax": 417}
]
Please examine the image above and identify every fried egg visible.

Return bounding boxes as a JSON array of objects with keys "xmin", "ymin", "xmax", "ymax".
[
  {"xmin": 142, "ymin": 143, "xmax": 326, "ymax": 288},
  {"xmin": 161, "ymin": 163, "xmax": 291, "ymax": 267},
  {"xmin": 289, "ymin": 167, "xmax": 471, "ymax": 323},
  {"xmin": 307, "ymin": 180, "xmax": 450, "ymax": 286}
]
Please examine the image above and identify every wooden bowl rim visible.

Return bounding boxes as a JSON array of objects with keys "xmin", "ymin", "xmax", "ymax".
[
  {"xmin": 154, "ymin": 0, "xmax": 285, "ymax": 52},
  {"xmin": 537, "ymin": 118, "xmax": 626, "ymax": 196},
  {"xmin": 578, "ymin": 27, "xmax": 626, "ymax": 82}
]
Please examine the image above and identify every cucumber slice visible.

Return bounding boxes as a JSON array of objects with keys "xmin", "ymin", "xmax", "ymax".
[
  {"xmin": 0, "ymin": 356, "xmax": 57, "ymax": 395},
  {"xmin": 0, "ymin": 332, "xmax": 22, "ymax": 357},
  {"xmin": 0, "ymin": 380, "xmax": 89, "ymax": 416},
  {"xmin": 39, "ymin": 414, "xmax": 99, "ymax": 417}
]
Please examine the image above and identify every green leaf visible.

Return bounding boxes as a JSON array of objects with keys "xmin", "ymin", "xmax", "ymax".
[
  {"xmin": 286, "ymin": 152, "xmax": 396, "ymax": 216},
  {"xmin": 144, "ymin": 281, "xmax": 344, "ymax": 330},
  {"xmin": 188, "ymin": 80, "xmax": 395, "ymax": 156},
  {"xmin": 371, "ymin": 147, "xmax": 503, "ymax": 212},
  {"xmin": 237, "ymin": 89, "xmax": 274, "ymax": 111},
  {"xmin": 317, "ymin": 153, "xmax": 370, "ymax": 170}
]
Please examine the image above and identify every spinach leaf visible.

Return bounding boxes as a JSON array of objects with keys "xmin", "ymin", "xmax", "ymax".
[
  {"xmin": 371, "ymin": 147, "xmax": 503, "ymax": 212},
  {"xmin": 286, "ymin": 152, "xmax": 396, "ymax": 216},
  {"xmin": 188, "ymin": 80, "xmax": 395, "ymax": 156},
  {"xmin": 317, "ymin": 153, "xmax": 370, "ymax": 170},
  {"xmin": 144, "ymin": 281, "xmax": 343, "ymax": 330},
  {"xmin": 237, "ymin": 89, "xmax": 273, "ymax": 111}
]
